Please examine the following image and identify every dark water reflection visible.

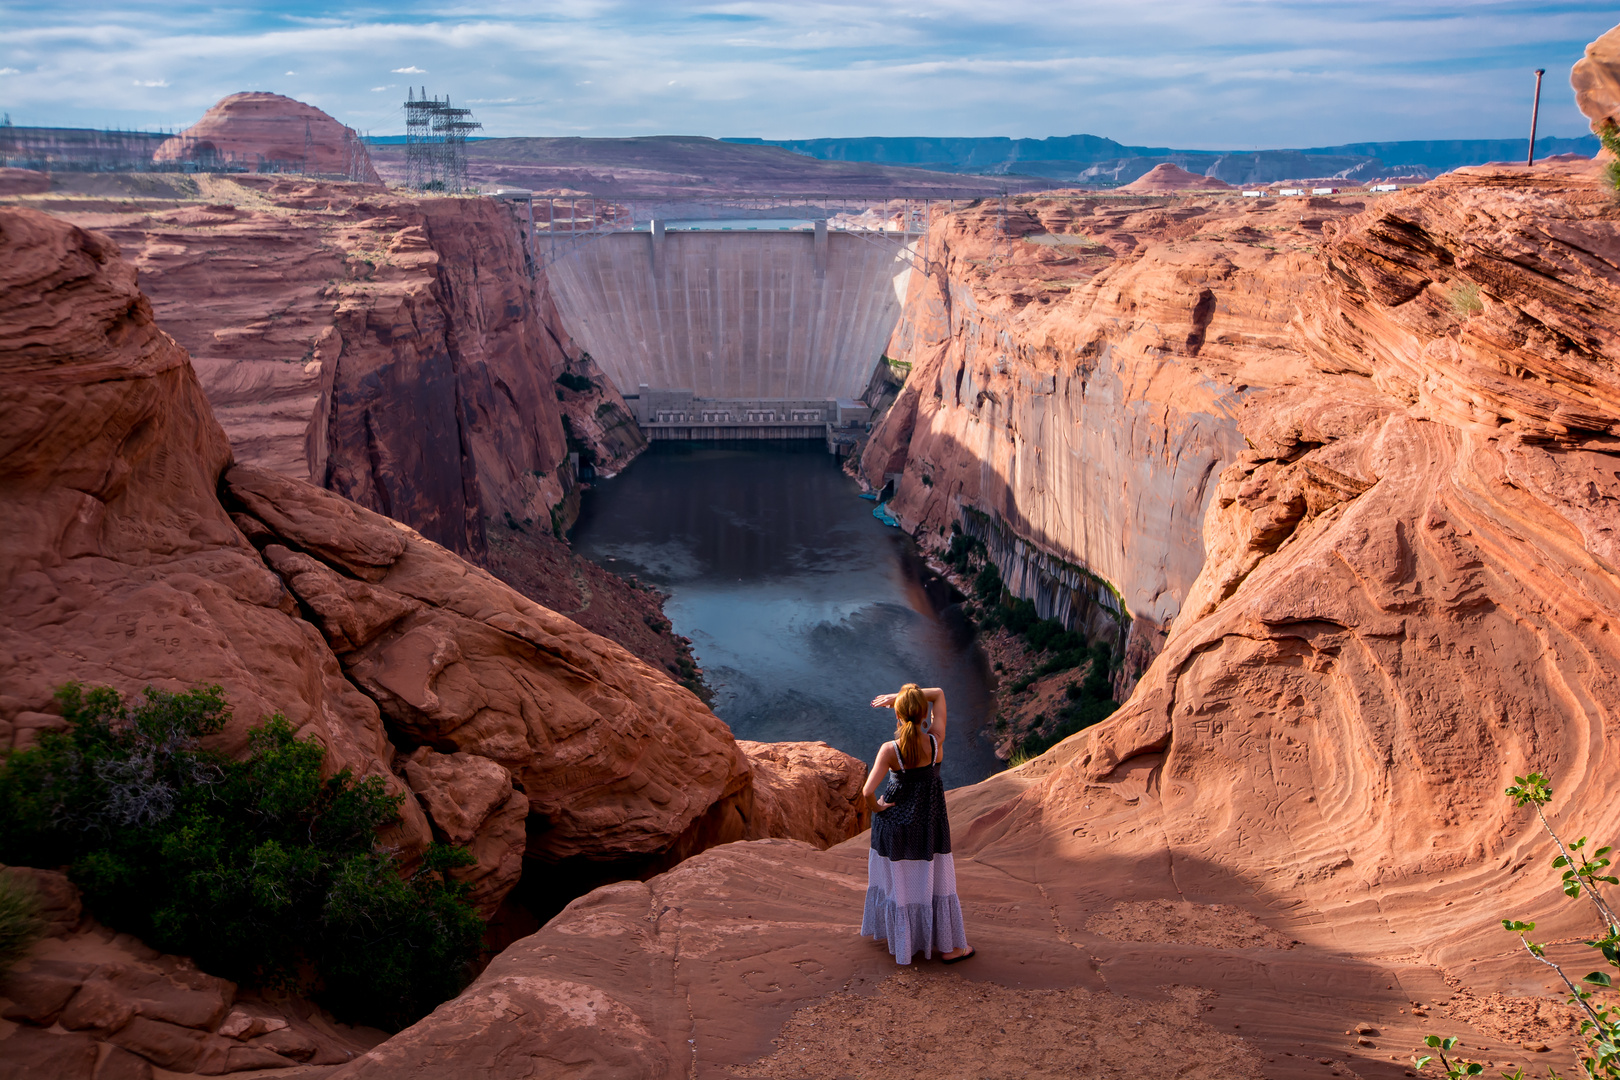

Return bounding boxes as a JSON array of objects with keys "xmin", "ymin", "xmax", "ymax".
[{"xmin": 570, "ymin": 442, "xmax": 1002, "ymax": 787}]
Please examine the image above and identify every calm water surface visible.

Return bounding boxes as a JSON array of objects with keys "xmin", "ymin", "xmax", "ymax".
[{"xmin": 570, "ymin": 442, "xmax": 1002, "ymax": 787}]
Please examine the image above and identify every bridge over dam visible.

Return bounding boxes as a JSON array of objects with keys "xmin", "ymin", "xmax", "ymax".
[{"xmin": 541, "ymin": 222, "xmax": 919, "ymax": 440}]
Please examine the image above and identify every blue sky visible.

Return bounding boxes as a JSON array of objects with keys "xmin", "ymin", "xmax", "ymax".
[{"xmin": 0, "ymin": 1, "xmax": 1613, "ymax": 146}]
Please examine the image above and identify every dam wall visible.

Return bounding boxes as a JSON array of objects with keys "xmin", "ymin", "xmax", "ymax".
[{"xmin": 544, "ymin": 229, "xmax": 916, "ymax": 409}]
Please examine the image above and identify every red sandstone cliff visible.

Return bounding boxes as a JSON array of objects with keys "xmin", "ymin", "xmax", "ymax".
[
  {"xmin": 333, "ymin": 163, "xmax": 1620, "ymax": 1080},
  {"xmin": 154, "ymin": 93, "xmax": 381, "ymax": 183},
  {"xmin": 862, "ymin": 190, "xmax": 1360, "ymax": 686},
  {"xmin": 0, "ymin": 207, "xmax": 866, "ymax": 1076},
  {"xmin": 51, "ymin": 176, "xmax": 576, "ymax": 561}
]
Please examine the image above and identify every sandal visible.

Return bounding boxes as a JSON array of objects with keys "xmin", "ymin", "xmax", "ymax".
[{"xmin": 941, "ymin": 947, "xmax": 975, "ymax": 965}]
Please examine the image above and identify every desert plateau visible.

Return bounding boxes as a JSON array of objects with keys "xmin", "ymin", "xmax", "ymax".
[{"xmin": 2, "ymin": 9, "xmax": 1620, "ymax": 1080}]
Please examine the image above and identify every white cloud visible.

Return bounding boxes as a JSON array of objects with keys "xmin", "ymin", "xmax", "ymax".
[
  {"xmin": 391, "ymin": 65, "xmax": 427, "ymax": 73},
  {"xmin": 0, "ymin": 1, "xmax": 1611, "ymax": 143},
  {"xmin": 132, "ymin": 78, "xmax": 169, "ymax": 87},
  {"xmin": 0, "ymin": 67, "xmax": 20, "ymax": 75},
  {"xmin": 284, "ymin": 70, "xmax": 296, "ymax": 75}
]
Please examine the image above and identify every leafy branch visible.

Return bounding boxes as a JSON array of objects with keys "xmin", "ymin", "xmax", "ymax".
[
  {"xmin": 1600, "ymin": 122, "xmax": 1620, "ymax": 193},
  {"xmin": 1414, "ymin": 774, "xmax": 1618, "ymax": 1079},
  {"xmin": 1507, "ymin": 774, "xmax": 1620, "ymax": 935}
]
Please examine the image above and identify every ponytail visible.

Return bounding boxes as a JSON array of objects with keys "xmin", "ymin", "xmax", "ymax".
[{"xmin": 892, "ymin": 683, "xmax": 929, "ymax": 768}]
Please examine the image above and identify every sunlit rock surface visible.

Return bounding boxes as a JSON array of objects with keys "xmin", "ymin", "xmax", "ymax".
[
  {"xmin": 341, "ymin": 160, "xmax": 1620, "ymax": 1080},
  {"xmin": 153, "ymin": 92, "xmax": 382, "ymax": 183}
]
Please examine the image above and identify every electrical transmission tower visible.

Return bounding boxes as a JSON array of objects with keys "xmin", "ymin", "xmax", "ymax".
[{"xmin": 403, "ymin": 87, "xmax": 482, "ymax": 193}]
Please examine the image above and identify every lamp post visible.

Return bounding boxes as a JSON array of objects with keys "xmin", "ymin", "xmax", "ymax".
[{"xmin": 1528, "ymin": 68, "xmax": 1546, "ymax": 166}]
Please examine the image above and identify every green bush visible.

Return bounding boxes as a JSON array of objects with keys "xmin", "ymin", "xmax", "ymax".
[
  {"xmin": 0, "ymin": 872, "xmax": 43, "ymax": 972},
  {"xmin": 556, "ymin": 371, "xmax": 595, "ymax": 393},
  {"xmin": 1002, "ymin": 598, "xmax": 1038, "ymax": 635},
  {"xmin": 1014, "ymin": 641, "xmax": 1120, "ymax": 759},
  {"xmin": 944, "ymin": 533, "xmax": 980, "ymax": 574},
  {"xmin": 0, "ymin": 683, "xmax": 484, "ymax": 1029},
  {"xmin": 973, "ymin": 562, "xmax": 1003, "ymax": 603},
  {"xmin": 1602, "ymin": 122, "xmax": 1620, "ymax": 192}
]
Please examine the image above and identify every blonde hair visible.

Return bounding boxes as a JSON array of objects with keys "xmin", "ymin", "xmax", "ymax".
[{"xmin": 893, "ymin": 683, "xmax": 929, "ymax": 767}]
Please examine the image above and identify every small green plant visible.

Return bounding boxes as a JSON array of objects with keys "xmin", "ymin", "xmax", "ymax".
[
  {"xmin": 0, "ymin": 872, "xmax": 43, "ymax": 972},
  {"xmin": 1414, "ymin": 1035, "xmax": 1484, "ymax": 1077},
  {"xmin": 0, "ymin": 683, "xmax": 484, "ymax": 1029},
  {"xmin": 1446, "ymin": 281, "xmax": 1484, "ymax": 318},
  {"xmin": 1414, "ymin": 773, "xmax": 1618, "ymax": 1079},
  {"xmin": 556, "ymin": 371, "xmax": 595, "ymax": 393},
  {"xmin": 1600, "ymin": 122, "xmax": 1620, "ymax": 192}
]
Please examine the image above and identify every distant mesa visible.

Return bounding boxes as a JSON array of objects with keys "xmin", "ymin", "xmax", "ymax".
[
  {"xmin": 1572, "ymin": 21, "xmax": 1620, "ymax": 136},
  {"xmin": 1119, "ymin": 162, "xmax": 1233, "ymax": 192},
  {"xmin": 154, "ymin": 92, "xmax": 380, "ymax": 183}
]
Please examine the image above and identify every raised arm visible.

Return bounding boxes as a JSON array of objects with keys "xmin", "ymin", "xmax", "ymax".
[{"xmin": 921, "ymin": 687, "xmax": 946, "ymax": 740}]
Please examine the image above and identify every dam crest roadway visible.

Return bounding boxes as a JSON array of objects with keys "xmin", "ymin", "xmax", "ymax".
[{"xmin": 502, "ymin": 194, "xmax": 940, "ymax": 439}]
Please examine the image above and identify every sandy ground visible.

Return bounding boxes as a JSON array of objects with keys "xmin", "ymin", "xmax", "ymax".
[{"xmin": 732, "ymin": 968, "xmax": 1266, "ymax": 1080}]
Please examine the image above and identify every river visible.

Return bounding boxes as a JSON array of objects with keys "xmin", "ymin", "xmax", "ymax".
[{"xmin": 569, "ymin": 441, "xmax": 1003, "ymax": 787}]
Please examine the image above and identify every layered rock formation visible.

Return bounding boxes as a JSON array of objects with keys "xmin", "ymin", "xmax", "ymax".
[
  {"xmin": 20, "ymin": 175, "xmax": 678, "ymax": 678},
  {"xmin": 0, "ymin": 206, "xmax": 867, "ymax": 1069},
  {"xmin": 153, "ymin": 93, "xmax": 381, "ymax": 183},
  {"xmin": 338, "ymin": 161, "xmax": 1620, "ymax": 1079},
  {"xmin": 42, "ymin": 176, "xmax": 576, "ymax": 562},
  {"xmin": 862, "ymin": 191, "xmax": 1363, "ymax": 683}
]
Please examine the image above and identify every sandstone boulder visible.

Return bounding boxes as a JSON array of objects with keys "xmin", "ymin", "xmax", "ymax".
[
  {"xmin": 737, "ymin": 740, "xmax": 868, "ymax": 847},
  {"xmin": 0, "ymin": 873, "xmax": 377, "ymax": 1076},
  {"xmin": 1572, "ymin": 21, "xmax": 1620, "ymax": 135},
  {"xmin": 221, "ymin": 462, "xmax": 750, "ymax": 867},
  {"xmin": 153, "ymin": 93, "xmax": 381, "ymax": 183}
]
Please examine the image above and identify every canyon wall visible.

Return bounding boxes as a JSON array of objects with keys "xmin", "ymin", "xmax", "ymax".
[
  {"xmin": 862, "ymin": 193, "xmax": 1361, "ymax": 681},
  {"xmin": 341, "ymin": 161, "xmax": 1620, "ymax": 1080},
  {"xmin": 545, "ymin": 228, "xmax": 915, "ymax": 402},
  {"xmin": 50, "ymin": 176, "xmax": 602, "ymax": 563},
  {"xmin": 0, "ymin": 207, "xmax": 869, "ymax": 1074}
]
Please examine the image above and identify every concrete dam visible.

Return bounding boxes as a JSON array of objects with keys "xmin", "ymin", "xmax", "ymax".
[{"xmin": 545, "ymin": 225, "xmax": 916, "ymax": 438}]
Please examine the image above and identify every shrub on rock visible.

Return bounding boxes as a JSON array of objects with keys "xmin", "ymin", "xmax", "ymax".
[
  {"xmin": 0, "ymin": 869, "xmax": 43, "ymax": 972},
  {"xmin": 0, "ymin": 683, "xmax": 483, "ymax": 1029}
]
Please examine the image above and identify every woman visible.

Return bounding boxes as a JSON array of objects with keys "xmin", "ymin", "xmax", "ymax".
[{"xmin": 859, "ymin": 683, "xmax": 973, "ymax": 965}]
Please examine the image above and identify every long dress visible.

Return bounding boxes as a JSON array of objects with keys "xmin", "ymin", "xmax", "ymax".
[{"xmin": 860, "ymin": 733, "xmax": 969, "ymax": 964}]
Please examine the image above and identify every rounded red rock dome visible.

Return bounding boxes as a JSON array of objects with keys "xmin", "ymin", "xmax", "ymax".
[
  {"xmin": 153, "ymin": 92, "xmax": 381, "ymax": 183},
  {"xmin": 1120, "ymin": 162, "xmax": 1233, "ymax": 192}
]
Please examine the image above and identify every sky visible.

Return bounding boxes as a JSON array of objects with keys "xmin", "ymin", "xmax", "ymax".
[{"xmin": 0, "ymin": 1, "xmax": 1614, "ymax": 148}]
